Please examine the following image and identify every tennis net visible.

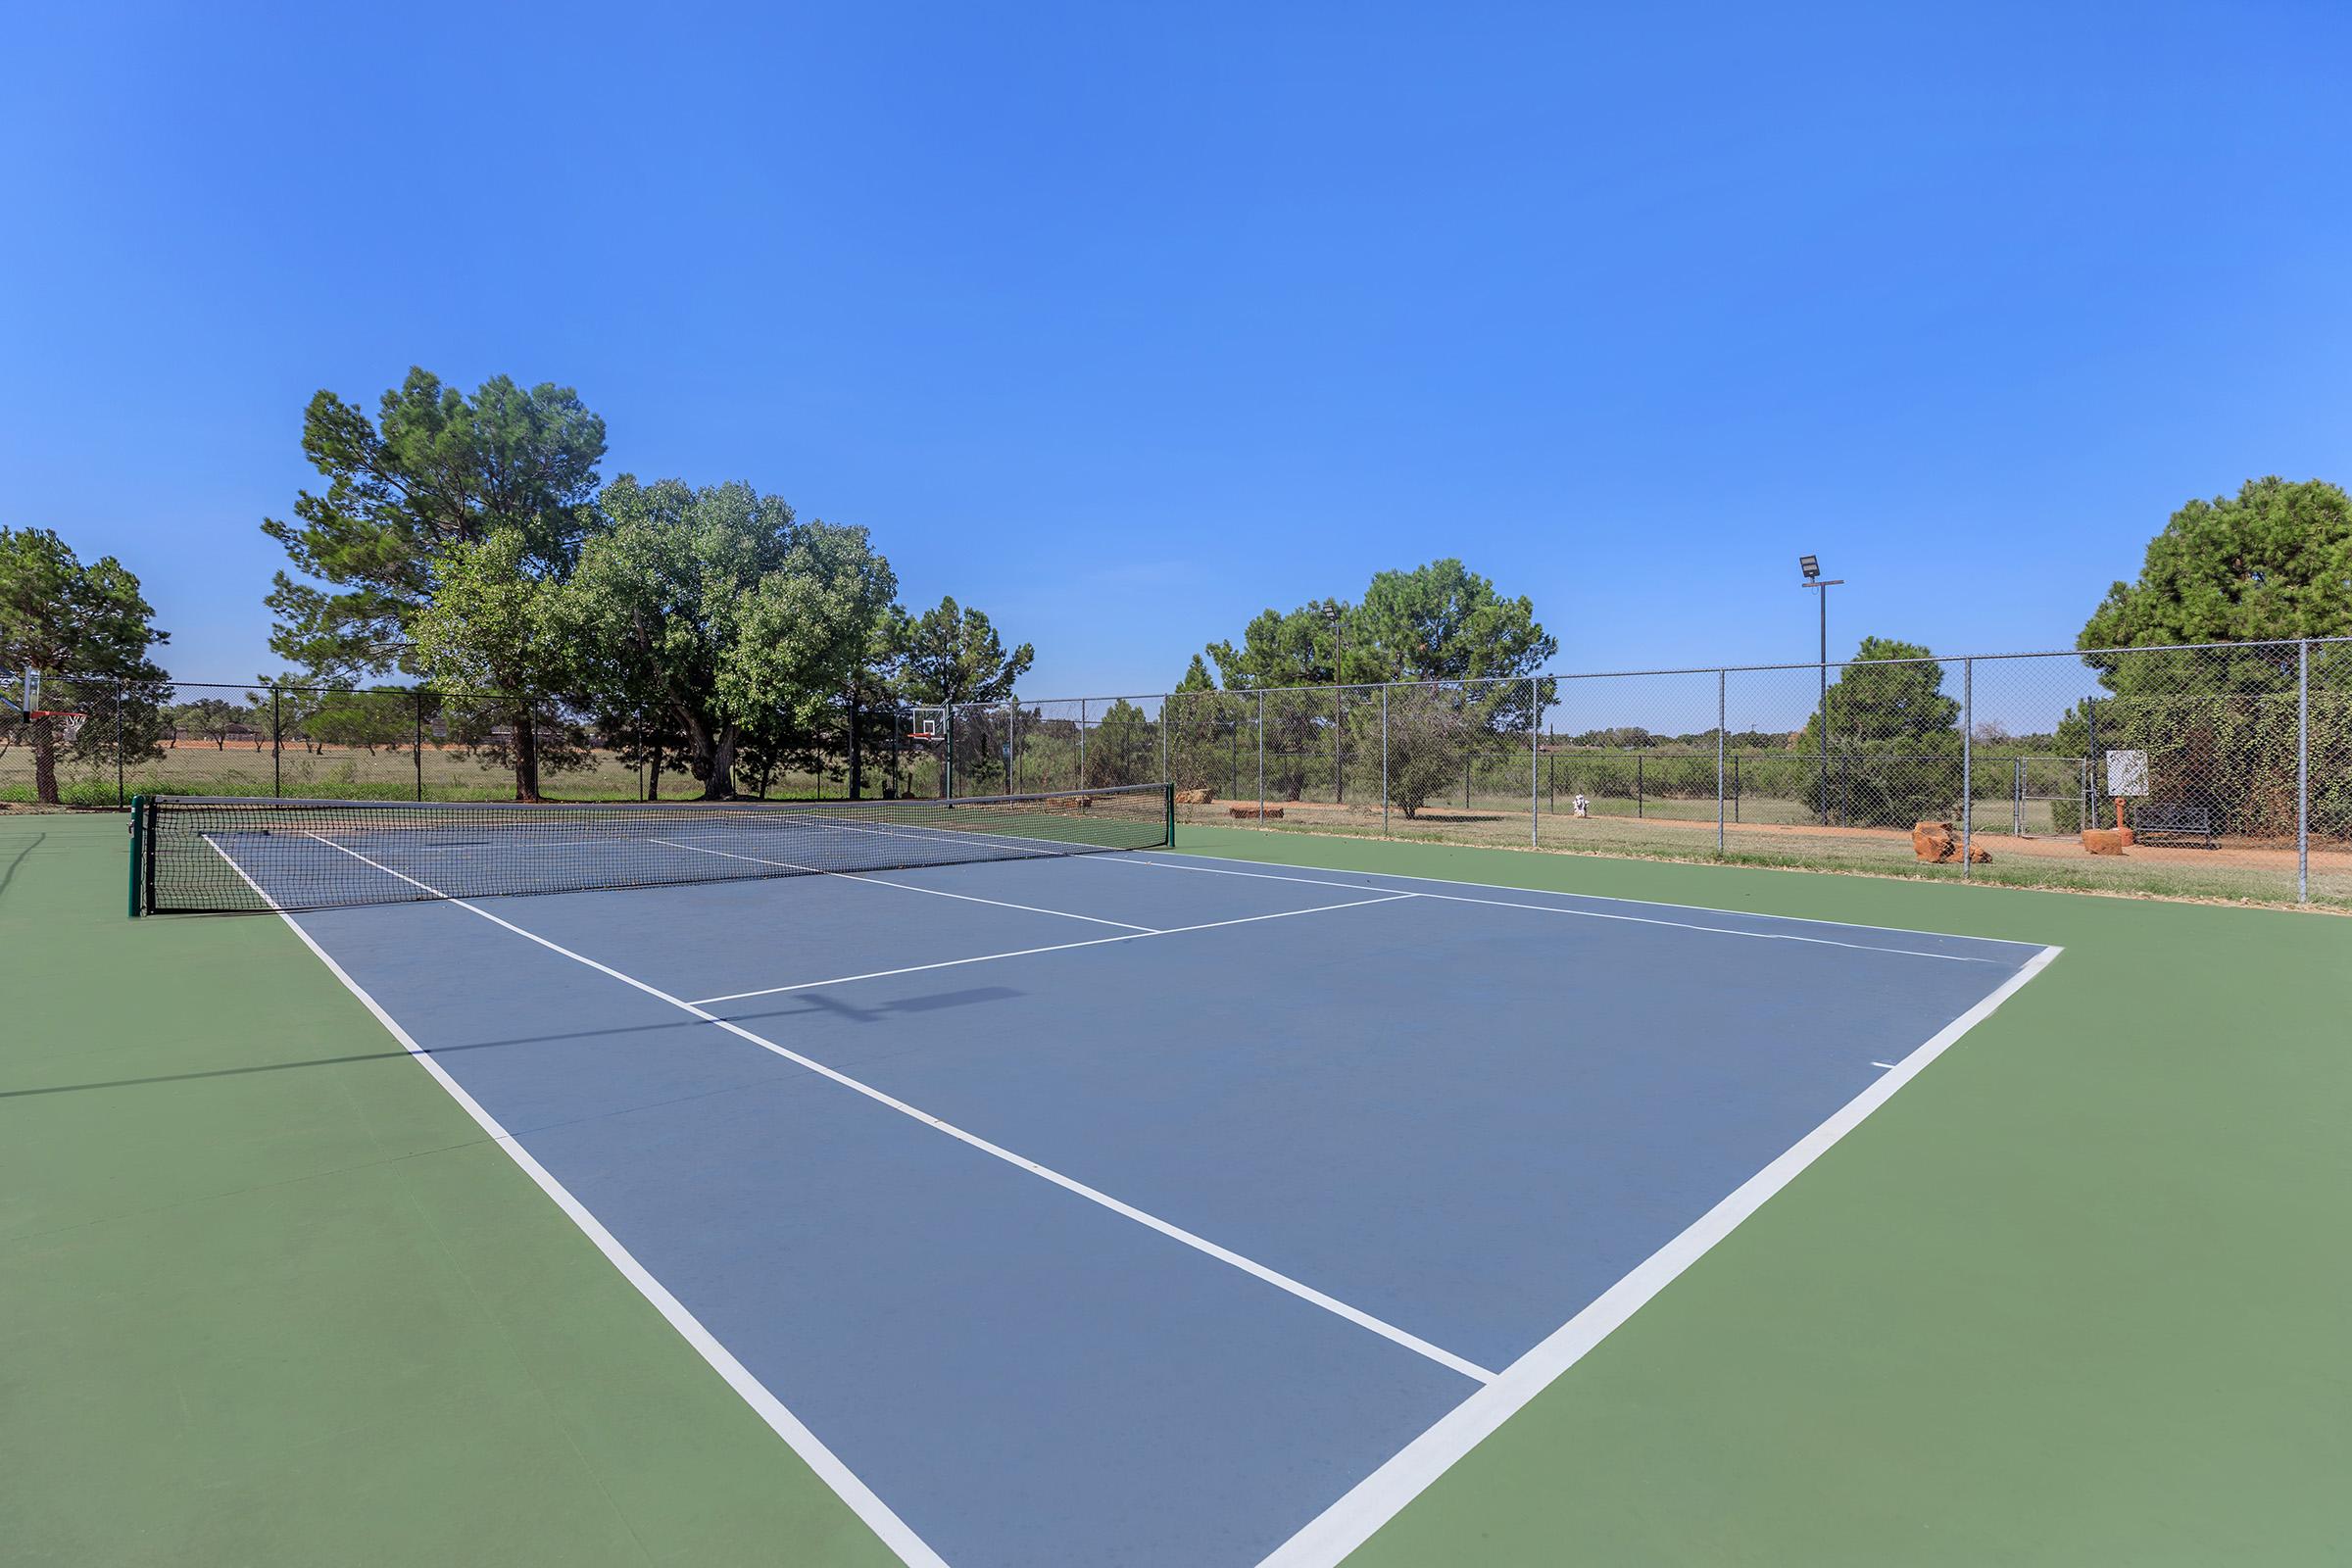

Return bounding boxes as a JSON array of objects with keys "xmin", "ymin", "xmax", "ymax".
[{"xmin": 133, "ymin": 784, "xmax": 1176, "ymax": 914}]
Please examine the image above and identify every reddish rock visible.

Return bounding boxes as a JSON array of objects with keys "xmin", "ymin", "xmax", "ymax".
[
  {"xmin": 1229, "ymin": 804, "xmax": 1283, "ymax": 819},
  {"xmin": 1174, "ymin": 788, "xmax": 1214, "ymax": 806},
  {"xmin": 1912, "ymin": 821, "xmax": 1992, "ymax": 864},
  {"xmin": 2081, "ymin": 827, "xmax": 2126, "ymax": 856}
]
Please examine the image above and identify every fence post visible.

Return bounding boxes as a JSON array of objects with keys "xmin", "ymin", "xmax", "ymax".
[
  {"xmin": 2298, "ymin": 639, "xmax": 2310, "ymax": 904},
  {"xmin": 1529, "ymin": 676, "xmax": 1539, "ymax": 849},
  {"xmin": 115, "ymin": 680, "xmax": 124, "ymax": 808},
  {"xmin": 1962, "ymin": 658, "xmax": 1974, "ymax": 877},
  {"xmin": 414, "ymin": 691, "xmax": 425, "ymax": 801},
  {"xmin": 945, "ymin": 705, "xmax": 956, "ymax": 800},
  {"xmin": 1635, "ymin": 754, "xmax": 1643, "ymax": 818},
  {"xmin": 1380, "ymin": 684, "xmax": 1389, "ymax": 834},
  {"xmin": 1335, "ymin": 680, "xmax": 1346, "ymax": 806},
  {"xmin": 1006, "ymin": 699, "xmax": 1017, "ymax": 794},
  {"xmin": 1717, "ymin": 668, "xmax": 1727, "ymax": 855},
  {"xmin": 270, "ymin": 686, "xmax": 281, "ymax": 798},
  {"xmin": 1159, "ymin": 700, "xmax": 1169, "ymax": 787},
  {"xmin": 1256, "ymin": 689, "xmax": 1266, "ymax": 822},
  {"xmin": 1078, "ymin": 697, "xmax": 1087, "ymax": 792}
]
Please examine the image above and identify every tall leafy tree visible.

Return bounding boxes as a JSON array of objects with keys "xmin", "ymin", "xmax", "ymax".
[
  {"xmin": 1797, "ymin": 636, "xmax": 1961, "ymax": 826},
  {"xmin": 262, "ymin": 368, "xmax": 607, "ymax": 796},
  {"xmin": 2073, "ymin": 476, "xmax": 2352, "ymax": 836},
  {"xmin": 0, "ymin": 527, "xmax": 170, "ymax": 804},
  {"xmin": 897, "ymin": 597, "xmax": 1034, "ymax": 706},
  {"xmin": 1205, "ymin": 561, "xmax": 1554, "ymax": 802},
  {"xmin": 404, "ymin": 529, "xmax": 590, "ymax": 795},
  {"xmin": 1353, "ymin": 560, "xmax": 1555, "ymax": 684},
  {"xmin": 1163, "ymin": 654, "xmax": 1240, "ymax": 797},
  {"xmin": 2082, "ymin": 476, "xmax": 2352, "ymax": 650},
  {"xmin": 562, "ymin": 477, "xmax": 898, "ymax": 799},
  {"xmin": 1205, "ymin": 560, "xmax": 1553, "ymax": 694}
]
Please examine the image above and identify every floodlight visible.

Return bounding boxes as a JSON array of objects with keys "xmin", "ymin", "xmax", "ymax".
[{"xmin": 1798, "ymin": 555, "xmax": 1820, "ymax": 580}]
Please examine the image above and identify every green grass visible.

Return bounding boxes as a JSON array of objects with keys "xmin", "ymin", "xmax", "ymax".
[
  {"xmin": 2, "ymin": 814, "xmax": 2345, "ymax": 1565},
  {"xmin": 1179, "ymin": 797, "xmax": 2352, "ymax": 910},
  {"xmin": 0, "ymin": 815, "xmax": 899, "ymax": 1568}
]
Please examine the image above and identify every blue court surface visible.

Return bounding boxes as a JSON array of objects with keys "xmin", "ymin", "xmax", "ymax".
[{"xmin": 244, "ymin": 839, "xmax": 2058, "ymax": 1568}]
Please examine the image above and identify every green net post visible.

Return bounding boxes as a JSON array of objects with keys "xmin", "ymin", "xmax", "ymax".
[
  {"xmin": 126, "ymin": 795, "xmax": 146, "ymax": 917},
  {"xmin": 1164, "ymin": 781, "xmax": 1175, "ymax": 848}
]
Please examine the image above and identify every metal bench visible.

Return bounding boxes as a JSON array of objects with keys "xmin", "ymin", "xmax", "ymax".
[{"xmin": 2131, "ymin": 802, "xmax": 2216, "ymax": 848}]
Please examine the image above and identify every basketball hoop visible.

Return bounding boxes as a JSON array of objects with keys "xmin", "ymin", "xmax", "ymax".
[{"xmin": 28, "ymin": 710, "xmax": 88, "ymax": 747}]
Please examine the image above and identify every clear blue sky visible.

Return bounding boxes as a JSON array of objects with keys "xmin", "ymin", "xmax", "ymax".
[{"xmin": 3, "ymin": 1, "xmax": 2346, "ymax": 699}]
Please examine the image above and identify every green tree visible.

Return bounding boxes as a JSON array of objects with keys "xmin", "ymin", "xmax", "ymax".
[
  {"xmin": 2070, "ymin": 476, "xmax": 2352, "ymax": 838},
  {"xmin": 1203, "ymin": 562, "xmax": 1555, "ymax": 802},
  {"xmin": 0, "ymin": 527, "xmax": 170, "ymax": 804},
  {"xmin": 1797, "ymin": 636, "xmax": 1962, "ymax": 826},
  {"xmin": 303, "ymin": 688, "xmax": 413, "ymax": 755},
  {"xmin": 898, "ymin": 597, "xmax": 1033, "ymax": 706},
  {"xmin": 1368, "ymin": 685, "xmax": 1482, "ymax": 818},
  {"xmin": 562, "ymin": 477, "xmax": 897, "ymax": 799},
  {"xmin": 1163, "ymin": 654, "xmax": 1240, "ymax": 797},
  {"xmin": 1353, "ymin": 560, "xmax": 1555, "ymax": 685},
  {"xmin": 1206, "ymin": 606, "xmax": 1337, "ymax": 690},
  {"xmin": 262, "ymin": 368, "xmax": 607, "ymax": 797},
  {"xmin": 1087, "ymin": 698, "xmax": 1155, "ymax": 788},
  {"xmin": 2082, "ymin": 476, "xmax": 2352, "ymax": 650},
  {"xmin": 170, "ymin": 698, "xmax": 243, "ymax": 749},
  {"xmin": 404, "ymin": 530, "xmax": 590, "ymax": 796}
]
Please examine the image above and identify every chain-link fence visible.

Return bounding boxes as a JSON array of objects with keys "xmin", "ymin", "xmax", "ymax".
[
  {"xmin": 12, "ymin": 639, "xmax": 2345, "ymax": 906},
  {"xmin": 952, "ymin": 640, "xmax": 2345, "ymax": 908},
  {"xmin": 0, "ymin": 680, "xmax": 921, "ymax": 808}
]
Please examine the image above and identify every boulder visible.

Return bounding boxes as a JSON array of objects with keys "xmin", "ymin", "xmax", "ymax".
[
  {"xmin": 1174, "ymin": 788, "xmax": 1214, "ymax": 806},
  {"xmin": 1229, "ymin": 804, "xmax": 1282, "ymax": 819},
  {"xmin": 1910, "ymin": 821, "xmax": 1991, "ymax": 863},
  {"xmin": 2081, "ymin": 827, "xmax": 2126, "ymax": 856}
]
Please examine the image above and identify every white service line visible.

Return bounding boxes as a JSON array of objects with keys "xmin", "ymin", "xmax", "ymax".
[
  {"xmin": 293, "ymin": 834, "xmax": 1491, "ymax": 1386},
  {"xmin": 1091, "ymin": 854, "xmax": 2021, "ymax": 965},
  {"xmin": 1251, "ymin": 942, "xmax": 2065, "ymax": 1568},
  {"xmin": 691, "ymin": 893, "xmax": 1419, "ymax": 1006},
  {"xmin": 200, "ymin": 838, "xmax": 951, "ymax": 1568},
  {"xmin": 650, "ymin": 837, "xmax": 1156, "ymax": 932}
]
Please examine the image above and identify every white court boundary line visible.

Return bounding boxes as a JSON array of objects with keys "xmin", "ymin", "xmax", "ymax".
[
  {"xmin": 690, "ymin": 893, "xmax": 1416, "ymax": 1006},
  {"xmin": 650, "ymin": 837, "xmax": 1156, "ymax": 932},
  {"xmin": 204, "ymin": 826, "xmax": 2066, "ymax": 1567},
  {"xmin": 294, "ymin": 833, "xmax": 1494, "ymax": 1389},
  {"xmin": 1086, "ymin": 851, "xmax": 2034, "ymax": 965},
  {"xmin": 1252, "ymin": 942, "xmax": 2065, "ymax": 1568},
  {"xmin": 1135, "ymin": 845, "xmax": 2059, "ymax": 950},
  {"xmin": 197, "ymin": 837, "xmax": 953, "ymax": 1568}
]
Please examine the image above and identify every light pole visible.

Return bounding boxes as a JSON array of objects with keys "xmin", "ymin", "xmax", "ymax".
[{"xmin": 1799, "ymin": 555, "xmax": 1843, "ymax": 827}]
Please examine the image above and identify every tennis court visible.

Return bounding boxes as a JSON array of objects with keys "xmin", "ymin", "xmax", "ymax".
[{"xmin": 114, "ymin": 790, "xmax": 2057, "ymax": 1566}]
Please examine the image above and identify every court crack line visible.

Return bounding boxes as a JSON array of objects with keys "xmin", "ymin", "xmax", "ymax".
[{"xmin": 291, "ymin": 834, "xmax": 1495, "ymax": 1385}]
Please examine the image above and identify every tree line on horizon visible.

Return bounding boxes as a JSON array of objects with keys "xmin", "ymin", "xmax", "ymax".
[{"xmin": 4, "ymin": 368, "xmax": 2348, "ymax": 810}]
